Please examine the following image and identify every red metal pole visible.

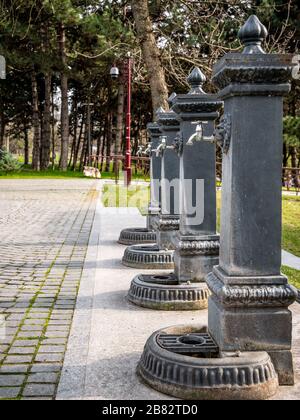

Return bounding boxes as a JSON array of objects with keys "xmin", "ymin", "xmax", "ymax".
[{"xmin": 125, "ymin": 55, "xmax": 132, "ymax": 187}]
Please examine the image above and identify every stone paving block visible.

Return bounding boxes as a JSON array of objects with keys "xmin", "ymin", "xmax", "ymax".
[
  {"xmin": 34, "ymin": 299, "xmax": 55, "ymax": 304},
  {"xmin": 32, "ymin": 303, "xmax": 52, "ymax": 308},
  {"xmin": 50, "ymin": 314, "xmax": 72, "ymax": 320},
  {"xmin": 23, "ymin": 384, "xmax": 56, "ymax": 397},
  {"xmin": 14, "ymin": 302, "xmax": 31, "ymax": 308},
  {"xmin": 6, "ymin": 321, "xmax": 21, "ymax": 328},
  {"xmin": 8, "ymin": 347, "xmax": 36, "ymax": 355},
  {"xmin": 29, "ymin": 309, "xmax": 50, "ymax": 314},
  {"xmin": 46, "ymin": 326, "xmax": 70, "ymax": 332},
  {"xmin": 35, "ymin": 353, "xmax": 64, "ymax": 363},
  {"xmin": 0, "ymin": 365, "xmax": 29, "ymax": 374},
  {"xmin": 26, "ymin": 313, "xmax": 48, "ymax": 319},
  {"xmin": 0, "ymin": 374, "xmax": 25, "ymax": 386},
  {"xmin": 0, "ymin": 303, "xmax": 14, "ymax": 308},
  {"xmin": 4, "ymin": 327, "xmax": 18, "ymax": 335},
  {"xmin": 23, "ymin": 319, "xmax": 45, "ymax": 325},
  {"xmin": 5, "ymin": 355, "xmax": 33, "ymax": 364},
  {"xmin": 48, "ymin": 320, "xmax": 70, "ymax": 326},
  {"xmin": 56, "ymin": 300, "xmax": 76, "ymax": 305},
  {"xmin": 8, "ymin": 315, "xmax": 27, "ymax": 322},
  {"xmin": 30, "ymin": 363, "xmax": 62, "ymax": 373},
  {"xmin": 41, "ymin": 338, "xmax": 67, "ymax": 346},
  {"xmin": 13, "ymin": 340, "xmax": 39, "ymax": 347},
  {"xmin": 38, "ymin": 345, "xmax": 65, "ymax": 353},
  {"xmin": 7, "ymin": 309, "xmax": 27, "ymax": 314},
  {"xmin": 27, "ymin": 372, "xmax": 58, "ymax": 384},
  {"xmin": 0, "ymin": 387, "xmax": 20, "ymax": 399},
  {"xmin": 53, "ymin": 305, "xmax": 74, "ymax": 310},
  {"xmin": 44, "ymin": 331, "xmax": 69, "ymax": 338},
  {"xmin": 21, "ymin": 325, "xmax": 44, "ymax": 332}
]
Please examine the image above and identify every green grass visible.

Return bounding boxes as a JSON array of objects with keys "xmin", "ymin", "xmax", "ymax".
[
  {"xmin": 216, "ymin": 192, "xmax": 300, "ymax": 258},
  {"xmin": 282, "ymin": 266, "xmax": 300, "ymax": 290},
  {"xmin": 0, "ymin": 168, "xmax": 87, "ymax": 179},
  {"xmin": 282, "ymin": 195, "xmax": 300, "ymax": 257},
  {"xmin": 0, "ymin": 167, "xmax": 150, "ymax": 181},
  {"xmin": 102, "ymin": 184, "xmax": 150, "ymax": 214}
]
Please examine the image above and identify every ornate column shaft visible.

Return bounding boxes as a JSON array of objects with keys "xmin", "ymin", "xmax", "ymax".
[
  {"xmin": 122, "ymin": 108, "xmax": 178, "ymax": 270},
  {"xmin": 118, "ymin": 122, "xmax": 160, "ymax": 245},
  {"xmin": 154, "ymin": 104, "xmax": 181, "ymax": 250},
  {"xmin": 147, "ymin": 122, "xmax": 162, "ymax": 230},
  {"xmin": 172, "ymin": 68, "xmax": 223, "ymax": 282},
  {"xmin": 127, "ymin": 79, "xmax": 220, "ymax": 309},
  {"xmin": 207, "ymin": 15, "xmax": 298, "ymax": 385}
]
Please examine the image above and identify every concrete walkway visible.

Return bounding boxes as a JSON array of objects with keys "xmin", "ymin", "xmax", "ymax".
[
  {"xmin": 57, "ymin": 202, "xmax": 207, "ymax": 400},
  {"xmin": 282, "ymin": 250, "xmax": 300, "ymax": 271},
  {"xmin": 57, "ymin": 196, "xmax": 300, "ymax": 400}
]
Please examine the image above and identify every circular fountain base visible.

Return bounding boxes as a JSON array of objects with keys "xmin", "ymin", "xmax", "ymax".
[
  {"xmin": 128, "ymin": 274, "xmax": 209, "ymax": 310},
  {"xmin": 138, "ymin": 325, "xmax": 279, "ymax": 400},
  {"xmin": 118, "ymin": 228, "xmax": 157, "ymax": 246},
  {"xmin": 122, "ymin": 245, "xmax": 174, "ymax": 270}
]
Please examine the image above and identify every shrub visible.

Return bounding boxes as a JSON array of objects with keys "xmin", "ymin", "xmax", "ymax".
[{"xmin": 0, "ymin": 149, "xmax": 22, "ymax": 173}]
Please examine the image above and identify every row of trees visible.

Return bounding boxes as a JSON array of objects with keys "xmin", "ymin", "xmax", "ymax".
[{"xmin": 0, "ymin": 0, "xmax": 299, "ymax": 172}]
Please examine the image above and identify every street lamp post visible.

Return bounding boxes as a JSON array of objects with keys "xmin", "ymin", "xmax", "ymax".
[
  {"xmin": 125, "ymin": 55, "xmax": 132, "ymax": 186},
  {"xmin": 0, "ymin": 56, "xmax": 6, "ymax": 152},
  {"xmin": 110, "ymin": 53, "xmax": 133, "ymax": 187}
]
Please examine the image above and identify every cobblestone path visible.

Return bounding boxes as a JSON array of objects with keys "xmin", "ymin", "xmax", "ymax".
[{"xmin": 0, "ymin": 179, "xmax": 98, "ymax": 400}]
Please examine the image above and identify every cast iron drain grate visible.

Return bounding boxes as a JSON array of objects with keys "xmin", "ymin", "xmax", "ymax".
[
  {"xmin": 157, "ymin": 333, "xmax": 219, "ymax": 356},
  {"xmin": 141, "ymin": 274, "xmax": 178, "ymax": 285}
]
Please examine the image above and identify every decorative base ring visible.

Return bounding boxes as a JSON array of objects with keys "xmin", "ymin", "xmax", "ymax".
[
  {"xmin": 138, "ymin": 325, "xmax": 279, "ymax": 400},
  {"xmin": 122, "ymin": 245, "xmax": 174, "ymax": 270},
  {"xmin": 128, "ymin": 274, "xmax": 209, "ymax": 310},
  {"xmin": 118, "ymin": 228, "xmax": 157, "ymax": 246}
]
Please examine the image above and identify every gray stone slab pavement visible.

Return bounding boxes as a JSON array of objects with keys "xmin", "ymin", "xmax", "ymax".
[
  {"xmin": 57, "ymin": 197, "xmax": 300, "ymax": 400},
  {"xmin": 0, "ymin": 179, "xmax": 99, "ymax": 400}
]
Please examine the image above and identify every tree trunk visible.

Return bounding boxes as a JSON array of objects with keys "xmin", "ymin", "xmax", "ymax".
[
  {"xmin": 72, "ymin": 114, "xmax": 84, "ymax": 171},
  {"xmin": 58, "ymin": 23, "xmax": 69, "ymax": 171},
  {"xmin": 79, "ymin": 122, "xmax": 88, "ymax": 171},
  {"xmin": 291, "ymin": 146, "xmax": 298, "ymax": 183},
  {"xmin": 51, "ymin": 88, "xmax": 56, "ymax": 169},
  {"xmin": 105, "ymin": 112, "xmax": 112, "ymax": 172},
  {"xmin": 95, "ymin": 118, "xmax": 103, "ymax": 170},
  {"xmin": 283, "ymin": 142, "xmax": 289, "ymax": 184},
  {"xmin": 86, "ymin": 101, "xmax": 92, "ymax": 167},
  {"xmin": 24, "ymin": 127, "xmax": 29, "ymax": 165},
  {"xmin": 69, "ymin": 98, "xmax": 78, "ymax": 167},
  {"xmin": 40, "ymin": 73, "xmax": 51, "ymax": 170},
  {"xmin": 131, "ymin": 0, "xmax": 169, "ymax": 113},
  {"xmin": 0, "ymin": 110, "xmax": 6, "ymax": 150},
  {"xmin": 31, "ymin": 71, "xmax": 40, "ymax": 170}
]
